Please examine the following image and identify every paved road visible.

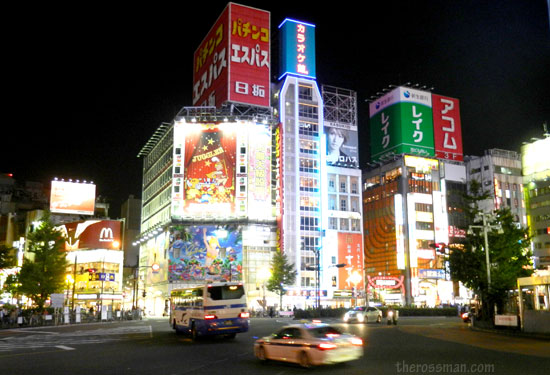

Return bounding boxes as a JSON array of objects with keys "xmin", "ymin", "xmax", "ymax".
[{"xmin": 1, "ymin": 316, "xmax": 549, "ymax": 374}]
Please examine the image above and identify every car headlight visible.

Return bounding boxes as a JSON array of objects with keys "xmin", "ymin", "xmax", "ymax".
[
  {"xmin": 343, "ymin": 314, "xmax": 349, "ymax": 322},
  {"xmin": 357, "ymin": 314, "xmax": 364, "ymax": 322}
]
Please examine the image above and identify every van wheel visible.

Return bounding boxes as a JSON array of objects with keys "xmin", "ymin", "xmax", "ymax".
[
  {"xmin": 299, "ymin": 351, "xmax": 311, "ymax": 368},
  {"xmin": 225, "ymin": 333, "xmax": 236, "ymax": 339},
  {"xmin": 191, "ymin": 323, "xmax": 198, "ymax": 341},
  {"xmin": 173, "ymin": 320, "xmax": 182, "ymax": 334}
]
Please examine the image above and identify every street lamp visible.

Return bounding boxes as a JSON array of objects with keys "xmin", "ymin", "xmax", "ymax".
[{"xmin": 468, "ymin": 213, "xmax": 502, "ymax": 289}]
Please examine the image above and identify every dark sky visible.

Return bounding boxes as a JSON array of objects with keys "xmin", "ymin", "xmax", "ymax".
[{"xmin": 4, "ymin": 0, "xmax": 549, "ymax": 216}]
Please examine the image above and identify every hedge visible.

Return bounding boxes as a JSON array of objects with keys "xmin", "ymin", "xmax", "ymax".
[{"xmin": 293, "ymin": 307, "xmax": 458, "ymax": 319}]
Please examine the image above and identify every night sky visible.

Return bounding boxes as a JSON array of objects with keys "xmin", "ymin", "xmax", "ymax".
[{"xmin": 4, "ymin": 0, "xmax": 549, "ymax": 216}]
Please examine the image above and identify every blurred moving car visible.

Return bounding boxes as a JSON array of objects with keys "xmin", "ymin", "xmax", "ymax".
[
  {"xmin": 254, "ymin": 323, "xmax": 363, "ymax": 368},
  {"xmin": 343, "ymin": 306, "xmax": 382, "ymax": 323}
]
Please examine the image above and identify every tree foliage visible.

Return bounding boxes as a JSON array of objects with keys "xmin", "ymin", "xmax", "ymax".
[
  {"xmin": 17, "ymin": 212, "xmax": 69, "ymax": 310},
  {"xmin": 266, "ymin": 249, "xmax": 296, "ymax": 310},
  {"xmin": 449, "ymin": 181, "xmax": 532, "ymax": 319},
  {"xmin": 0, "ymin": 244, "xmax": 16, "ymax": 269}
]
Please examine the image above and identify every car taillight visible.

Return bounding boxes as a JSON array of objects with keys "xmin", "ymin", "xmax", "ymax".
[
  {"xmin": 350, "ymin": 338, "xmax": 363, "ymax": 346},
  {"xmin": 204, "ymin": 314, "xmax": 217, "ymax": 320},
  {"xmin": 318, "ymin": 342, "xmax": 338, "ymax": 350},
  {"xmin": 239, "ymin": 312, "xmax": 250, "ymax": 318}
]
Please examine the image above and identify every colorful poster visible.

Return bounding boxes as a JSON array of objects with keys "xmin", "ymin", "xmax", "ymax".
[
  {"xmin": 168, "ymin": 225, "xmax": 242, "ymax": 282},
  {"xmin": 183, "ymin": 124, "xmax": 237, "ymax": 217}
]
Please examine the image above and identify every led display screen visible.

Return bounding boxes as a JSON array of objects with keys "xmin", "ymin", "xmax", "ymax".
[{"xmin": 50, "ymin": 180, "xmax": 96, "ymax": 215}]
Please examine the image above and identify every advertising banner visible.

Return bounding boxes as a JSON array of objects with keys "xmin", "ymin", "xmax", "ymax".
[
  {"xmin": 337, "ymin": 233, "xmax": 364, "ymax": 290},
  {"xmin": 168, "ymin": 225, "xmax": 242, "ymax": 282},
  {"xmin": 247, "ymin": 124, "xmax": 272, "ymax": 218},
  {"xmin": 58, "ymin": 220, "xmax": 122, "ymax": 251},
  {"xmin": 432, "ymin": 94, "xmax": 463, "ymax": 161},
  {"xmin": 324, "ymin": 125, "xmax": 359, "ymax": 168},
  {"xmin": 50, "ymin": 180, "xmax": 96, "ymax": 215},
  {"xmin": 183, "ymin": 124, "xmax": 237, "ymax": 217},
  {"xmin": 278, "ymin": 18, "xmax": 316, "ymax": 79},
  {"xmin": 228, "ymin": 3, "xmax": 271, "ymax": 107},
  {"xmin": 369, "ymin": 87, "xmax": 434, "ymax": 162},
  {"xmin": 192, "ymin": 3, "xmax": 270, "ymax": 108}
]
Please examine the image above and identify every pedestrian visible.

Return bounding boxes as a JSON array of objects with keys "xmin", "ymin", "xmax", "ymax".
[{"xmin": 269, "ymin": 306, "xmax": 274, "ymax": 318}]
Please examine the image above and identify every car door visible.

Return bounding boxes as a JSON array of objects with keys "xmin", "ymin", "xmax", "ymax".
[
  {"xmin": 366, "ymin": 307, "xmax": 377, "ymax": 322},
  {"xmin": 267, "ymin": 328, "xmax": 292, "ymax": 360}
]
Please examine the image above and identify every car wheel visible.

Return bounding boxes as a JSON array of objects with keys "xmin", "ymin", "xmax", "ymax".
[
  {"xmin": 299, "ymin": 351, "xmax": 311, "ymax": 368},
  {"xmin": 191, "ymin": 323, "xmax": 198, "ymax": 341},
  {"xmin": 376, "ymin": 315, "xmax": 382, "ymax": 323},
  {"xmin": 257, "ymin": 346, "xmax": 268, "ymax": 362}
]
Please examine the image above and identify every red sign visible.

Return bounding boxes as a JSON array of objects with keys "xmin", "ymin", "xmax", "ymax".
[
  {"xmin": 337, "ymin": 233, "xmax": 364, "ymax": 290},
  {"xmin": 432, "ymin": 94, "xmax": 463, "ymax": 161},
  {"xmin": 59, "ymin": 220, "xmax": 122, "ymax": 251},
  {"xmin": 192, "ymin": 3, "xmax": 270, "ymax": 108}
]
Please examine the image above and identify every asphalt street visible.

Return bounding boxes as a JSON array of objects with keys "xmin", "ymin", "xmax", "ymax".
[{"xmin": 1, "ymin": 316, "xmax": 549, "ymax": 375}]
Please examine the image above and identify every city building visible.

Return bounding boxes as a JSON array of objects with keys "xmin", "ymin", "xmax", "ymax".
[
  {"xmin": 363, "ymin": 86, "xmax": 466, "ymax": 306},
  {"xmin": 464, "ymin": 149, "xmax": 527, "ymax": 225},
  {"xmin": 135, "ymin": 6, "xmax": 366, "ymax": 313},
  {"xmin": 521, "ymin": 130, "xmax": 550, "ymax": 268}
]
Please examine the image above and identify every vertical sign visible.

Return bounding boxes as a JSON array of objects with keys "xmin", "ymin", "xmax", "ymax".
[
  {"xmin": 278, "ymin": 18, "xmax": 316, "ymax": 79},
  {"xmin": 432, "ymin": 94, "xmax": 463, "ymax": 161},
  {"xmin": 193, "ymin": 3, "xmax": 270, "ymax": 108},
  {"xmin": 193, "ymin": 5, "xmax": 230, "ymax": 107},
  {"xmin": 369, "ymin": 87, "xmax": 434, "ymax": 162},
  {"xmin": 337, "ymin": 233, "xmax": 364, "ymax": 290},
  {"xmin": 228, "ymin": 3, "xmax": 271, "ymax": 107}
]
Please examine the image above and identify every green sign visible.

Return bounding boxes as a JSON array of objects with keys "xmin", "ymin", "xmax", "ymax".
[{"xmin": 369, "ymin": 87, "xmax": 434, "ymax": 162}]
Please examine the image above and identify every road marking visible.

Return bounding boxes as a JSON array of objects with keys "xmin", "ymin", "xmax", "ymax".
[{"xmin": 55, "ymin": 345, "xmax": 75, "ymax": 351}]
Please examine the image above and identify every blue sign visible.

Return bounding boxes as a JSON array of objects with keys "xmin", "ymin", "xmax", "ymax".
[
  {"xmin": 278, "ymin": 18, "xmax": 316, "ymax": 79},
  {"xmin": 418, "ymin": 269, "xmax": 445, "ymax": 280}
]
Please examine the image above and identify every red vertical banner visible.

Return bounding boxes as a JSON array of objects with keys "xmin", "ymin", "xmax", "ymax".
[
  {"xmin": 338, "ymin": 233, "xmax": 364, "ymax": 290},
  {"xmin": 228, "ymin": 4, "xmax": 270, "ymax": 107},
  {"xmin": 192, "ymin": 3, "xmax": 270, "ymax": 108},
  {"xmin": 432, "ymin": 94, "xmax": 463, "ymax": 161},
  {"xmin": 192, "ymin": 5, "xmax": 230, "ymax": 107}
]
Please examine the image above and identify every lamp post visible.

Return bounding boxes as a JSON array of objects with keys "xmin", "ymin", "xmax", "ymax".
[{"xmin": 468, "ymin": 213, "xmax": 502, "ymax": 289}]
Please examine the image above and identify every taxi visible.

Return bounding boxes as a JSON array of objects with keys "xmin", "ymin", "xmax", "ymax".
[{"xmin": 254, "ymin": 322, "xmax": 363, "ymax": 368}]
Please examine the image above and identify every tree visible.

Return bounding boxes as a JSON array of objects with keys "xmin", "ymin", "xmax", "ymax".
[
  {"xmin": 265, "ymin": 249, "xmax": 296, "ymax": 311},
  {"xmin": 17, "ymin": 212, "xmax": 69, "ymax": 310},
  {"xmin": 449, "ymin": 181, "xmax": 532, "ymax": 321},
  {"xmin": 0, "ymin": 244, "xmax": 16, "ymax": 268}
]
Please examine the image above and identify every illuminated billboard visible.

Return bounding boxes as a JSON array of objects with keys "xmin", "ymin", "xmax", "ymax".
[
  {"xmin": 278, "ymin": 18, "xmax": 316, "ymax": 79},
  {"xmin": 369, "ymin": 87, "xmax": 434, "ymax": 162},
  {"xmin": 432, "ymin": 94, "xmax": 463, "ymax": 161},
  {"xmin": 50, "ymin": 180, "xmax": 96, "ymax": 215},
  {"xmin": 192, "ymin": 3, "xmax": 270, "ymax": 108},
  {"xmin": 324, "ymin": 125, "xmax": 359, "ymax": 168},
  {"xmin": 521, "ymin": 136, "xmax": 550, "ymax": 179},
  {"xmin": 57, "ymin": 220, "xmax": 122, "ymax": 251},
  {"xmin": 168, "ymin": 225, "xmax": 242, "ymax": 282},
  {"xmin": 183, "ymin": 123, "xmax": 237, "ymax": 217},
  {"xmin": 172, "ymin": 120, "xmax": 273, "ymax": 221},
  {"xmin": 337, "ymin": 232, "xmax": 364, "ymax": 290}
]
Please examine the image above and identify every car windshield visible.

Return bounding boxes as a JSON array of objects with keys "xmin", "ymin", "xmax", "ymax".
[
  {"xmin": 308, "ymin": 326, "xmax": 343, "ymax": 338},
  {"xmin": 353, "ymin": 307, "xmax": 366, "ymax": 311}
]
